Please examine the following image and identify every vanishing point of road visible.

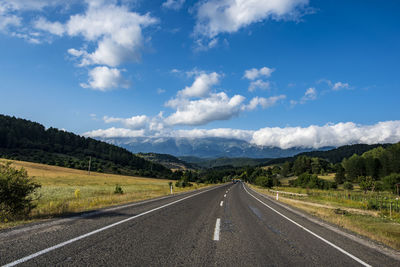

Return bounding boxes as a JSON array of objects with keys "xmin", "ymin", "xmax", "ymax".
[{"xmin": 1, "ymin": 183, "xmax": 399, "ymax": 266}]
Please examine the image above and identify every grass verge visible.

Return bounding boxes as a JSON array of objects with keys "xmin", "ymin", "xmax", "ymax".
[
  {"xmin": 248, "ymin": 184, "xmax": 400, "ymax": 250},
  {"xmin": 1, "ymin": 159, "xmax": 210, "ymax": 229}
]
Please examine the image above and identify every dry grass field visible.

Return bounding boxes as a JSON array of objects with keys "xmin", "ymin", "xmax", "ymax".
[{"xmin": 1, "ymin": 159, "xmax": 209, "ymax": 228}]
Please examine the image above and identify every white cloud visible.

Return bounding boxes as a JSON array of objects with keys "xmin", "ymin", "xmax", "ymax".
[
  {"xmin": 194, "ymin": 0, "xmax": 309, "ymax": 39},
  {"xmin": 33, "ymin": 17, "xmax": 65, "ymax": 36},
  {"xmin": 162, "ymin": 0, "xmax": 185, "ymax": 10},
  {"xmin": 157, "ymin": 88, "xmax": 166, "ymax": 94},
  {"xmin": 66, "ymin": 3, "xmax": 157, "ymax": 67},
  {"xmin": 0, "ymin": 13, "xmax": 21, "ymax": 31},
  {"xmin": 85, "ymin": 120, "xmax": 400, "ymax": 149},
  {"xmin": 332, "ymin": 81, "xmax": 350, "ymax": 91},
  {"xmin": 318, "ymin": 79, "xmax": 351, "ymax": 91},
  {"xmin": 244, "ymin": 66, "xmax": 274, "ymax": 80},
  {"xmin": 103, "ymin": 115, "xmax": 148, "ymax": 129},
  {"xmin": 178, "ymin": 72, "xmax": 220, "ymax": 98},
  {"xmin": 245, "ymin": 95, "xmax": 286, "ymax": 110},
  {"xmin": 84, "ymin": 127, "xmax": 145, "ymax": 138},
  {"xmin": 80, "ymin": 66, "xmax": 129, "ymax": 91},
  {"xmin": 251, "ymin": 121, "xmax": 400, "ymax": 149},
  {"xmin": 173, "ymin": 128, "xmax": 254, "ymax": 141},
  {"xmin": 300, "ymin": 87, "xmax": 317, "ymax": 103},
  {"xmin": 248, "ymin": 80, "xmax": 270, "ymax": 92},
  {"xmin": 165, "ymin": 92, "xmax": 245, "ymax": 126}
]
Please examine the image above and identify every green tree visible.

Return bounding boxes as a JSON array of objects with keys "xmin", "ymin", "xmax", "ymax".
[
  {"xmin": 342, "ymin": 154, "xmax": 366, "ymax": 182},
  {"xmin": 280, "ymin": 161, "xmax": 291, "ymax": 177},
  {"xmin": 334, "ymin": 163, "xmax": 345, "ymax": 184},
  {"xmin": 0, "ymin": 162, "xmax": 41, "ymax": 219},
  {"xmin": 382, "ymin": 173, "xmax": 400, "ymax": 194},
  {"xmin": 359, "ymin": 176, "xmax": 374, "ymax": 193}
]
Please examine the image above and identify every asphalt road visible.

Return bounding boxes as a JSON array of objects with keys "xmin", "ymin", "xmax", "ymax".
[{"xmin": 1, "ymin": 183, "xmax": 399, "ymax": 266}]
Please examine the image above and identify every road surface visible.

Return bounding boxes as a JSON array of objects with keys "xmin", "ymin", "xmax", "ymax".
[{"xmin": 1, "ymin": 183, "xmax": 399, "ymax": 266}]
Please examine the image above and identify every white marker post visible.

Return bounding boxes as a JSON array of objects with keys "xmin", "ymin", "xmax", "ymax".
[
  {"xmin": 276, "ymin": 192, "xmax": 279, "ymax": 200},
  {"xmin": 170, "ymin": 185, "xmax": 173, "ymax": 194}
]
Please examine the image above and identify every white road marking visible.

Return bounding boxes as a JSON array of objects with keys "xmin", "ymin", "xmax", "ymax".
[
  {"xmin": 3, "ymin": 186, "xmax": 224, "ymax": 267},
  {"xmin": 220, "ymin": 201, "xmax": 223, "ymax": 207},
  {"xmin": 213, "ymin": 218, "xmax": 221, "ymax": 241},
  {"xmin": 226, "ymin": 190, "xmax": 228, "ymax": 193},
  {"xmin": 224, "ymin": 194, "xmax": 226, "ymax": 197},
  {"xmin": 243, "ymin": 185, "xmax": 372, "ymax": 267}
]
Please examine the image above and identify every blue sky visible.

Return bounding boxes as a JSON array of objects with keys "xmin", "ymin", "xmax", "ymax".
[{"xmin": 1, "ymin": 0, "xmax": 400, "ymax": 149}]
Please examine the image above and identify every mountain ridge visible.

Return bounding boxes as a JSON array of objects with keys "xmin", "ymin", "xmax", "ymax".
[{"xmin": 98, "ymin": 136, "xmax": 333, "ymax": 159}]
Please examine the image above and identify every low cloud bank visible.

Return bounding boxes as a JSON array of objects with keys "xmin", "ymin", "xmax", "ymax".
[{"xmin": 84, "ymin": 120, "xmax": 400, "ymax": 149}]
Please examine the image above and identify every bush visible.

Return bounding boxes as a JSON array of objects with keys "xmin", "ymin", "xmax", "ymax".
[
  {"xmin": 0, "ymin": 162, "xmax": 41, "ymax": 220},
  {"xmin": 343, "ymin": 181, "xmax": 353, "ymax": 190},
  {"xmin": 114, "ymin": 184, "xmax": 123, "ymax": 194}
]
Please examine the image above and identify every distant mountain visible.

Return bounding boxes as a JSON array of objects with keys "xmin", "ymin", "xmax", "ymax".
[{"xmin": 98, "ymin": 137, "xmax": 330, "ymax": 158}]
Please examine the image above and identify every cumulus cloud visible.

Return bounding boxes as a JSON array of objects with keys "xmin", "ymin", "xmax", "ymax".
[
  {"xmin": 80, "ymin": 66, "xmax": 129, "ymax": 91},
  {"xmin": 194, "ymin": 0, "xmax": 310, "ymax": 40},
  {"xmin": 173, "ymin": 128, "xmax": 254, "ymax": 141},
  {"xmin": 248, "ymin": 80, "xmax": 270, "ymax": 92},
  {"xmin": 0, "ymin": 13, "xmax": 20, "ymax": 31},
  {"xmin": 103, "ymin": 115, "xmax": 148, "ymax": 129},
  {"xmin": 84, "ymin": 120, "xmax": 400, "ymax": 149},
  {"xmin": 245, "ymin": 95, "xmax": 286, "ymax": 110},
  {"xmin": 318, "ymin": 79, "xmax": 351, "ymax": 91},
  {"xmin": 332, "ymin": 81, "xmax": 350, "ymax": 91},
  {"xmin": 66, "ymin": 2, "xmax": 157, "ymax": 67},
  {"xmin": 162, "ymin": 0, "xmax": 185, "ymax": 10},
  {"xmin": 251, "ymin": 121, "xmax": 400, "ymax": 149},
  {"xmin": 178, "ymin": 72, "xmax": 220, "ymax": 98},
  {"xmin": 33, "ymin": 17, "xmax": 65, "ymax": 36},
  {"xmin": 165, "ymin": 92, "xmax": 245, "ymax": 126},
  {"xmin": 244, "ymin": 66, "xmax": 274, "ymax": 80},
  {"xmin": 84, "ymin": 127, "xmax": 145, "ymax": 138},
  {"xmin": 301, "ymin": 87, "xmax": 317, "ymax": 102},
  {"xmin": 3, "ymin": 1, "xmax": 158, "ymax": 90}
]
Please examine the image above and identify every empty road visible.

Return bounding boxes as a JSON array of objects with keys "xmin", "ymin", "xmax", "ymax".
[{"xmin": 1, "ymin": 183, "xmax": 399, "ymax": 266}]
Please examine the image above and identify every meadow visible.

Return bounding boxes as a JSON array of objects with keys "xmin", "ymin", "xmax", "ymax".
[{"xmin": 1, "ymin": 159, "xmax": 208, "ymax": 228}]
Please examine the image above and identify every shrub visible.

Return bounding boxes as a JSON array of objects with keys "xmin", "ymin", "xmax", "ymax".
[
  {"xmin": 0, "ymin": 162, "xmax": 41, "ymax": 220},
  {"xmin": 343, "ymin": 181, "xmax": 354, "ymax": 190},
  {"xmin": 114, "ymin": 184, "xmax": 124, "ymax": 194}
]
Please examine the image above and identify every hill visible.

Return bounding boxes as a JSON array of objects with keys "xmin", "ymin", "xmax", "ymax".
[
  {"xmin": 179, "ymin": 156, "xmax": 270, "ymax": 168},
  {"xmin": 137, "ymin": 153, "xmax": 197, "ymax": 170},
  {"xmin": 267, "ymin": 143, "xmax": 391, "ymax": 165},
  {"xmin": 0, "ymin": 114, "xmax": 173, "ymax": 179}
]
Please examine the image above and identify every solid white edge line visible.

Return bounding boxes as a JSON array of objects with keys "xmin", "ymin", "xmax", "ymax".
[
  {"xmin": 3, "ymin": 185, "xmax": 224, "ymax": 267},
  {"xmin": 243, "ymin": 184, "xmax": 372, "ymax": 267},
  {"xmin": 213, "ymin": 218, "xmax": 221, "ymax": 241},
  {"xmin": 220, "ymin": 201, "xmax": 223, "ymax": 207}
]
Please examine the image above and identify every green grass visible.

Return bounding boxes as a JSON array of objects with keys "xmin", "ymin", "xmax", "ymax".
[{"xmin": 1, "ymin": 159, "xmax": 209, "ymax": 228}]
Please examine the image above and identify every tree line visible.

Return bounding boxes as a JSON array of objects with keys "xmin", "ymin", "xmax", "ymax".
[{"xmin": 0, "ymin": 114, "xmax": 174, "ymax": 179}]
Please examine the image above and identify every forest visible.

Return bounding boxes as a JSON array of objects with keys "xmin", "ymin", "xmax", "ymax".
[{"xmin": 0, "ymin": 114, "xmax": 174, "ymax": 179}]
